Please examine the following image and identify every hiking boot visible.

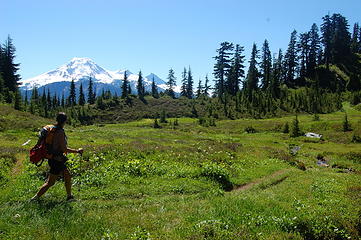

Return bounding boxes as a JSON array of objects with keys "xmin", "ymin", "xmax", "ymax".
[{"xmin": 66, "ymin": 195, "xmax": 76, "ymax": 202}]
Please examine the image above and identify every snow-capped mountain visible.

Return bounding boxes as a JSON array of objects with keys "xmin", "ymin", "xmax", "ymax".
[{"xmin": 20, "ymin": 57, "xmax": 179, "ymax": 98}]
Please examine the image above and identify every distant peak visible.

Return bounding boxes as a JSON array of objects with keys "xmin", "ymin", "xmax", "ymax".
[{"xmin": 69, "ymin": 57, "xmax": 95, "ymax": 63}]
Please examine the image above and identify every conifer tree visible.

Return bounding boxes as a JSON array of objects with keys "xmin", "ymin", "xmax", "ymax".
[
  {"xmin": 260, "ymin": 40, "xmax": 272, "ymax": 90},
  {"xmin": 121, "ymin": 71, "xmax": 128, "ymax": 99},
  {"xmin": 297, "ymin": 32, "xmax": 310, "ymax": 83},
  {"xmin": 204, "ymin": 74, "xmax": 210, "ymax": 97},
  {"xmin": 47, "ymin": 89, "xmax": 52, "ymax": 109},
  {"xmin": 213, "ymin": 42, "xmax": 234, "ymax": 97},
  {"xmin": 2, "ymin": 35, "xmax": 20, "ymax": 92},
  {"xmin": 343, "ymin": 113, "xmax": 352, "ymax": 132},
  {"xmin": 166, "ymin": 68, "xmax": 176, "ymax": 98},
  {"xmin": 180, "ymin": 67, "xmax": 187, "ymax": 97},
  {"xmin": 151, "ymin": 76, "xmax": 159, "ymax": 98},
  {"xmin": 290, "ymin": 115, "xmax": 302, "ymax": 137},
  {"xmin": 330, "ymin": 14, "xmax": 351, "ymax": 64},
  {"xmin": 284, "ymin": 30, "xmax": 298, "ymax": 88},
  {"xmin": 351, "ymin": 23, "xmax": 360, "ymax": 53},
  {"xmin": 79, "ymin": 83, "xmax": 85, "ymax": 106},
  {"xmin": 14, "ymin": 89, "xmax": 22, "ymax": 110},
  {"xmin": 196, "ymin": 79, "xmax": 203, "ymax": 98},
  {"xmin": 308, "ymin": 23, "xmax": 321, "ymax": 74},
  {"xmin": 270, "ymin": 49, "xmax": 283, "ymax": 98},
  {"xmin": 137, "ymin": 70, "xmax": 145, "ymax": 99},
  {"xmin": 88, "ymin": 77, "xmax": 95, "ymax": 104},
  {"xmin": 226, "ymin": 44, "xmax": 245, "ymax": 95},
  {"xmin": 186, "ymin": 66, "xmax": 194, "ymax": 98},
  {"xmin": 321, "ymin": 14, "xmax": 333, "ymax": 67},
  {"xmin": 245, "ymin": 43, "xmax": 259, "ymax": 95},
  {"xmin": 69, "ymin": 79, "xmax": 76, "ymax": 106}
]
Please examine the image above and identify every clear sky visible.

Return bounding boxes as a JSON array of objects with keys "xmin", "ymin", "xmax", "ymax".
[{"xmin": 1, "ymin": 0, "xmax": 360, "ymax": 85}]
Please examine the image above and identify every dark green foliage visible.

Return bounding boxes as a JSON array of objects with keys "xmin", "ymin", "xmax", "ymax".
[
  {"xmin": 174, "ymin": 118, "xmax": 179, "ymax": 126},
  {"xmin": 121, "ymin": 71, "xmax": 129, "ymax": 99},
  {"xmin": 137, "ymin": 70, "xmax": 145, "ymax": 99},
  {"xmin": 88, "ymin": 77, "xmax": 96, "ymax": 104},
  {"xmin": 244, "ymin": 126, "xmax": 257, "ymax": 133},
  {"xmin": 244, "ymin": 43, "xmax": 259, "ymax": 96},
  {"xmin": 68, "ymin": 79, "xmax": 76, "ymax": 106},
  {"xmin": 351, "ymin": 133, "xmax": 361, "ymax": 143},
  {"xmin": 1, "ymin": 36, "xmax": 20, "ymax": 92},
  {"xmin": 199, "ymin": 163, "xmax": 232, "ymax": 191},
  {"xmin": 153, "ymin": 118, "xmax": 161, "ymax": 128},
  {"xmin": 342, "ymin": 113, "xmax": 352, "ymax": 132},
  {"xmin": 180, "ymin": 67, "xmax": 187, "ymax": 97},
  {"xmin": 204, "ymin": 75, "xmax": 210, "ymax": 97},
  {"xmin": 260, "ymin": 39, "xmax": 272, "ymax": 90},
  {"xmin": 151, "ymin": 76, "xmax": 159, "ymax": 99},
  {"xmin": 226, "ymin": 44, "xmax": 245, "ymax": 95},
  {"xmin": 13, "ymin": 89, "xmax": 22, "ymax": 110},
  {"xmin": 213, "ymin": 42, "xmax": 234, "ymax": 97},
  {"xmin": 166, "ymin": 68, "xmax": 176, "ymax": 98},
  {"xmin": 160, "ymin": 109, "xmax": 167, "ymax": 123},
  {"xmin": 282, "ymin": 122, "xmax": 289, "ymax": 133},
  {"xmin": 290, "ymin": 115, "xmax": 302, "ymax": 137},
  {"xmin": 312, "ymin": 114, "xmax": 320, "ymax": 121},
  {"xmin": 186, "ymin": 67, "xmax": 194, "ymax": 99},
  {"xmin": 78, "ymin": 83, "xmax": 85, "ymax": 106},
  {"xmin": 284, "ymin": 30, "xmax": 298, "ymax": 88}
]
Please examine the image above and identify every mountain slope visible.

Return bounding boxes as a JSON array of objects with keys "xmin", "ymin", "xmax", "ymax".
[{"xmin": 20, "ymin": 57, "xmax": 179, "ymax": 98}]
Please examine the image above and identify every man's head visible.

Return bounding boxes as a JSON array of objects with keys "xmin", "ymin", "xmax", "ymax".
[{"xmin": 56, "ymin": 112, "xmax": 67, "ymax": 127}]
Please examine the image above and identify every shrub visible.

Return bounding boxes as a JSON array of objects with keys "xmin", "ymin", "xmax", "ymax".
[
  {"xmin": 199, "ymin": 163, "xmax": 232, "ymax": 191},
  {"xmin": 153, "ymin": 119, "xmax": 161, "ymax": 128},
  {"xmin": 351, "ymin": 133, "xmax": 361, "ymax": 143},
  {"xmin": 282, "ymin": 122, "xmax": 289, "ymax": 133},
  {"xmin": 342, "ymin": 113, "xmax": 352, "ymax": 132},
  {"xmin": 290, "ymin": 115, "xmax": 302, "ymax": 137},
  {"xmin": 160, "ymin": 110, "xmax": 167, "ymax": 123},
  {"xmin": 313, "ymin": 114, "xmax": 320, "ymax": 121},
  {"xmin": 244, "ymin": 126, "xmax": 256, "ymax": 133}
]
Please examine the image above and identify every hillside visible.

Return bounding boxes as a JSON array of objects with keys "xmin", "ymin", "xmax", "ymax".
[{"xmin": 0, "ymin": 104, "xmax": 360, "ymax": 239}]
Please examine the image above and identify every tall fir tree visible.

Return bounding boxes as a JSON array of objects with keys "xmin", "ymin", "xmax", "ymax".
[
  {"xmin": 47, "ymin": 89, "xmax": 52, "ymax": 109},
  {"xmin": 270, "ymin": 49, "xmax": 283, "ymax": 98},
  {"xmin": 166, "ymin": 68, "xmax": 176, "ymax": 98},
  {"xmin": 14, "ymin": 89, "xmax": 22, "ymax": 111},
  {"xmin": 151, "ymin": 76, "xmax": 159, "ymax": 98},
  {"xmin": 284, "ymin": 30, "xmax": 298, "ymax": 88},
  {"xmin": 308, "ymin": 23, "xmax": 321, "ymax": 74},
  {"xmin": 69, "ymin": 79, "xmax": 76, "ymax": 106},
  {"xmin": 213, "ymin": 42, "xmax": 234, "ymax": 97},
  {"xmin": 260, "ymin": 40, "xmax": 272, "ymax": 90},
  {"xmin": 321, "ymin": 14, "xmax": 333, "ymax": 67},
  {"xmin": 121, "ymin": 71, "xmax": 129, "ymax": 99},
  {"xmin": 180, "ymin": 67, "xmax": 188, "ymax": 97},
  {"xmin": 2, "ymin": 35, "xmax": 20, "ymax": 92},
  {"xmin": 204, "ymin": 74, "xmax": 210, "ymax": 97},
  {"xmin": 186, "ymin": 66, "xmax": 194, "ymax": 98},
  {"xmin": 297, "ymin": 32, "xmax": 310, "ymax": 83},
  {"xmin": 88, "ymin": 77, "xmax": 95, "ymax": 104},
  {"xmin": 226, "ymin": 44, "xmax": 245, "ymax": 95},
  {"xmin": 351, "ymin": 23, "xmax": 360, "ymax": 53},
  {"xmin": 196, "ymin": 79, "xmax": 203, "ymax": 98},
  {"xmin": 330, "ymin": 14, "xmax": 351, "ymax": 64},
  {"xmin": 136, "ymin": 70, "xmax": 145, "ymax": 99},
  {"xmin": 244, "ymin": 43, "xmax": 259, "ymax": 95},
  {"xmin": 79, "ymin": 83, "xmax": 85, "ymax": 106}
]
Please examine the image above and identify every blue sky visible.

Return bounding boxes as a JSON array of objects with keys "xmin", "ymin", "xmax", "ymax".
[{"xmin": 1, "ymin": 0, "xmax": 360, "ymax": 85}]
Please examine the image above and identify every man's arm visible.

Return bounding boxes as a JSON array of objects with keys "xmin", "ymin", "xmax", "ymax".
[{"xmin": 67, "ymin": 147, "xmax": 83, "ymax": 154}]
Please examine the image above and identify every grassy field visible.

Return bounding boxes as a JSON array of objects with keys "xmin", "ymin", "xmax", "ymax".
[{"xmin": 0, "ymin": 103, "xmax": 360, "ymax": 239}]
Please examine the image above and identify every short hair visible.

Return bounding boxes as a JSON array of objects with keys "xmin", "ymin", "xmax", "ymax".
[{"xmin": 56, "ymin": 112, "xmax": 67, "ymax": 124}]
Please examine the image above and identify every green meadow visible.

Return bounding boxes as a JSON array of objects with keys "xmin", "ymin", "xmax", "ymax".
[{"xmin": 0, "ymin": 103, "xmax": 360, "ymax": 240}]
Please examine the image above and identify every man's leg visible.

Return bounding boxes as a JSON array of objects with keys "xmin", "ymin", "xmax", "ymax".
[
  {"xmin": 35, "ymin": 173, "xmax": 58, "ymax": 198},
  {"xmin": 63, "ymin": 168, "xmax": 72, "ymax": 198}
]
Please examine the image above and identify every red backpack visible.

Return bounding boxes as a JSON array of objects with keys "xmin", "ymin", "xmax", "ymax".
[{"xmin": 30, "ymin": 125, "xmax": 59, "ymax": 166}]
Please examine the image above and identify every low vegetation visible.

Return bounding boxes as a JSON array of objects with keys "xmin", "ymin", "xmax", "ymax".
[{"xmin": 0, "ymin": 103, "xmax": 360, "ymax": 239}]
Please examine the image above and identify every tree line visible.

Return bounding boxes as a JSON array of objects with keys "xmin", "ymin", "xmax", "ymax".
[{"xmin": 1, "ymin": 13, "xmax": 361, "ymax": 124}]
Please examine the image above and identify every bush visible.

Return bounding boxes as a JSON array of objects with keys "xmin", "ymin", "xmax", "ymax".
[
  {"xmin": 153, "ymin": 119, "xmax": 161, "ymax": 128},
  {"xmin": 351, "ymin": 133, "xmax": 361, "ymax": 143},
  {"xmin": 290, "ymin": 115, "xmax": 302, "ymax": 137},
  {"xmin": 199, "ymin": 163, "xmax": 232, "ymax": 191},
  {"xmin": 282, "ymin": 122, "xmax": 289, "ymax": 133},
  {"xmin": 342, "ymin": 113, "xmax": 352, "ymax": 132},
  {"xmin": 244, "ymin": 126, "xmax": 256, "ymax": 133}
]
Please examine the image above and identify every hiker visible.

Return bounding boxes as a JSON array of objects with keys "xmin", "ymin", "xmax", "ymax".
[{"xmin": 31, "ymin": 112, "xmax": 83, "ymax": 202}]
